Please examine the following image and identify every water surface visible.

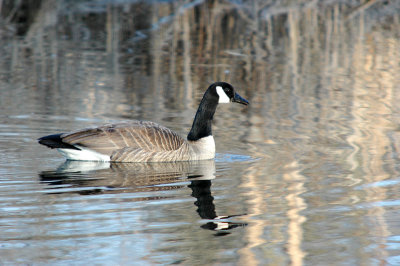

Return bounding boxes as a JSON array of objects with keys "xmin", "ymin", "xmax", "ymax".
[{"xmin": 1, "ymin": 1, "xmax": 400, "ymax": 265}]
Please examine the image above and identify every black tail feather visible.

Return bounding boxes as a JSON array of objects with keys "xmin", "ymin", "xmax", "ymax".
[{"xmin": 38, "ymin": 133, "xmax": 81, "ymax": 150}]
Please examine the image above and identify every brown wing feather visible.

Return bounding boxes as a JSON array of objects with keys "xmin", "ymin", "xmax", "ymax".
[{"xmin": 61, "ymin": 121, "xmax": 186, "ymax": 156}]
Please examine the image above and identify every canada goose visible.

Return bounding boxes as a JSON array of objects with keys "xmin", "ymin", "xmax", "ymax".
[{"xmin": 38, "ymin": 82, "xmax": 249, "ymax": 162}]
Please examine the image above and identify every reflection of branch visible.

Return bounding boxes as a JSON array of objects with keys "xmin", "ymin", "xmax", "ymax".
[
  {"xmin": 2, "ymin": 0, "xmax": 22, "ymax": 23},
  {"xmin": 259, "ymin": 0, "xmax": 318, "ymax": 19},
  {"xmin": 346, "ymin": 0, "xmax": 378, "ymax": 21}
]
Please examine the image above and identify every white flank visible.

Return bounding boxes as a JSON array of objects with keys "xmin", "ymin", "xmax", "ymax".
[
  {"xmin": 216, "ymin": 86, "xmax": 230, "ymax": 103},
  {"xmin": 57, "ymin": 146, "xmax": 111, "ymax": 161}
]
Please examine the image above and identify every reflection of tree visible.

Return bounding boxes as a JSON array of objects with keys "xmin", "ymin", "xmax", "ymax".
[
  {"xmin": 2, "ymin": 0, "xmax": 398, "ymax": 102},
  {"xmin": 1, "ymin": 0, "xmax": 398, "ymax": 131}
]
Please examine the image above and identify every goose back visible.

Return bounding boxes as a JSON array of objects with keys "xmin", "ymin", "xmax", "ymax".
[{"xmin": 60, "ymin": 121, "xmax": 192, "ymax": 162}]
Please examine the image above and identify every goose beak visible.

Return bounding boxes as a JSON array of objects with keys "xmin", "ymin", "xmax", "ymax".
[{"xmin": 232, "ymin": 92, "xmax": 249, "ymax": 105}]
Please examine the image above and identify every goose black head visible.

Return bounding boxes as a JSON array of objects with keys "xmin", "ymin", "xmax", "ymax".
[
  {"xmin": 210, "ymin": 82, "xmax": 249, "ymax": 105},
  {"xmin": 187, "ymin": 82, "xmax": 249, "ymax": 141}
]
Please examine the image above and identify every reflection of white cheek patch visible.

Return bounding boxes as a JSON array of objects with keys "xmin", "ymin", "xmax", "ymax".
[{"xmin": 216, "ymin": 86, "xmax": 230, "ymax": 103}]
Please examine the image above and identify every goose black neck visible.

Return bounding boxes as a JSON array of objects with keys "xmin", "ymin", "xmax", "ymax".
[{"xmin": 187, "ymin": 91, "xmax": 218, "ymax": 141}]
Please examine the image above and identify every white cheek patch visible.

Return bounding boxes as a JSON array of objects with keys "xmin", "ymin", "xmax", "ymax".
[{"xmin": 216, "ymin": 86, "xmax": 230, "ymax": 103}]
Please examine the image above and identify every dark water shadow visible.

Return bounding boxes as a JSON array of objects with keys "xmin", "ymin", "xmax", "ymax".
[{"xmin": 39, "ymin": 160, "xmax": 247, "ymax": 234}]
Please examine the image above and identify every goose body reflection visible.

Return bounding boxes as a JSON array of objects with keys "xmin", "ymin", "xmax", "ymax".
[
  {"xmin": 38, "ymin": 82, "xmax": 248, "ymax": 162},
  {"xmin": 40, "ymin": 160, "xmax": 246, "ymax": 232},
  {"xmin": 40, "ymin": 160, "xmax": 217, "ymax": 193}
]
